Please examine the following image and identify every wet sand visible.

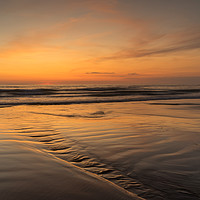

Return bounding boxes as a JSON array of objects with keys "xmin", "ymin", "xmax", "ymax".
[
  {"xmin": 0, "ymin": 139, "xmax": 142, "ymax": 200},
  {"xmin": 0, "ymin": 99, "xmax": 200, "ymax": 199}
]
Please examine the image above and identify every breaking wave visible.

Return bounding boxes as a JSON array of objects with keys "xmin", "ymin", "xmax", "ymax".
[{"xmin": 0, "ymin": 85, "xmax": 200, "ymax": 106}]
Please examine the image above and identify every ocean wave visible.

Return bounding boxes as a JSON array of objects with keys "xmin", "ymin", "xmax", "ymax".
[
  {"xmin": 0, "ymin": 88, "xmax": 56, "ymax": 97},
  {"xmin": 0, "ymin": 85, "xmax": 200, "ymax": 106},
  {"xmin": 0, "ymin": 86, "xmax": 200, "ymax": 97},
  {"xmin": 0, "ymin": 95, "xmax": 200, "ymax": 106}
]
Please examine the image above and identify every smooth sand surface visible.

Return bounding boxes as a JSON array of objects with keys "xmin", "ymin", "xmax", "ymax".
[{"xmin": 0, "ymin": 140, "xmax": 143, "ymax": 200}]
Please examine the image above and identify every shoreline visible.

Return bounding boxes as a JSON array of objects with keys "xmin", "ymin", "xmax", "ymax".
[{"xmin": 0, "ymin": 139, "xmax": 143, "ymax": 200}]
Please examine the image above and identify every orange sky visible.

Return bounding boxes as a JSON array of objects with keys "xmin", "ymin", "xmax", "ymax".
[{"xmin": 0, "ymin": 0, "xmax": 200, "ymax": 84}]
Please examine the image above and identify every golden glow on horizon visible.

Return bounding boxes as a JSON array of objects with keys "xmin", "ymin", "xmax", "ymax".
[{"xmin": 0, "ymin": 0, "xmax": 200, "ymax": 84}]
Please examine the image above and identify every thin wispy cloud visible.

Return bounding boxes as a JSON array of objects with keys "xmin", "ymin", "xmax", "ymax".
[
  {"xmin": 128, "ymin": 73, "xmax": 140, "ymax": 76},
  {"xmin": 86, "ymin": 72, "xmax": 115, "ymax": 75},
  {"xmin": 0, "ymin": 17, "xmax": 86, "ymax": 57},
  {"xmin": 95, "ymin": 28, "xmax": 200, "ymax": 61},
  {"xmin": 85, "ymin": 72, "xmax": 142, "ymax": 79}
]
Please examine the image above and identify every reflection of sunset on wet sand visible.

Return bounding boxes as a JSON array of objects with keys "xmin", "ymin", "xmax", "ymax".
[{"xmin": 1, "ymin": 85, "xmax": 200, "ymax": 199}]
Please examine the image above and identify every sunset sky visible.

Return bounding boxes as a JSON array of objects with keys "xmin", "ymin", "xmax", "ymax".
[{"xmin": 0, "ymin": 0, "xmax": 200, "ymax": 84}]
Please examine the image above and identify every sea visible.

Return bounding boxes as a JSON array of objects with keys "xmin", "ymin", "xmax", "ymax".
[{"xmin": 0, "ymin": 84, "xmax": 200, "ymax": 200}]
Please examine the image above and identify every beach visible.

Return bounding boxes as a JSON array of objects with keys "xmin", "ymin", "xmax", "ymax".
[
  {"xmin": 0, "ymin": 139, "xmax": 142, "ymax": 200},
  {"xmin": 0, "ymin": 85, "xmax": 200, "ymax": 200},
  {"xmin": 1, "ymin": 0, "xmax": 200, "ymax": 198}
]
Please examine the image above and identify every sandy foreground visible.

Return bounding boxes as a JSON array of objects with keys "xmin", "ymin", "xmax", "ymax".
[
  {"xmin": 0, "ymin": 139, "xmax": 143, "ymax": 200},
  {"xmin": 1, "ymin": 99, "xmax": 199, "ymax": 199}
]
